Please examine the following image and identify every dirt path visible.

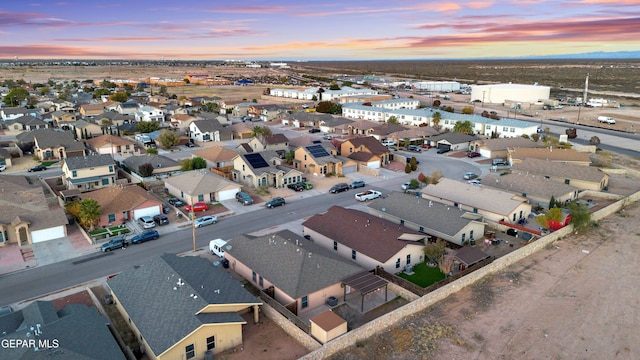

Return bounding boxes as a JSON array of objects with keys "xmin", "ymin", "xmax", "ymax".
[{"xmin": 331, "ymin": 201, "xmax": 640, "ymax": 360}]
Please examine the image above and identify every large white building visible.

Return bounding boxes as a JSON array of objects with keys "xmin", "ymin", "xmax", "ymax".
[
  {"xmin": 412, "ymin": 81, "xmax": 461, "ymax": 92},
  {"xmin": 471, "ymin": 84, "xmax": 550, "ymax": 104},
  {"xmin": 269, "ymin": 86, "xmax": 378, "ymax": 101}
]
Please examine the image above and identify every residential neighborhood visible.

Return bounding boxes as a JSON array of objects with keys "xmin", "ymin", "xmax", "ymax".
[{"xmin": 0, "ymin": 65, "xmax": 639, "ymax": 360}]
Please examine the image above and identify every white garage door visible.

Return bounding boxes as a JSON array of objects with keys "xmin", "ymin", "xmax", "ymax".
[
  {"xmin": 366, "ymin": 160, "xmax": 381, "ymax": 169},
  {"xmin": 133, "ymin": 206, "xmax": 160, "ymax": 220},
  {"xmin": 31, "ymin": 226, "xmax": 66, "ymax": 243},
  {"xmin": 217, "ymin": 188, "xmax": 238, "ymax": 201},
  {"xmin": 479, "ymin": 149, "xmax": 492, "ymax": 158}
]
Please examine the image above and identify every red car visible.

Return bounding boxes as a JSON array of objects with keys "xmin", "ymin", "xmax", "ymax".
[
  {"xmin": 185, "ymin": 202, "xmax": 209, "ymax": 212},
  {"xmin": 467, "ymin": 151, "xmax": 481, "ymax": 158}
]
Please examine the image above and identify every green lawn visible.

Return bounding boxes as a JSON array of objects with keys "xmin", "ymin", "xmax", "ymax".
[
  {"xmin": 397, "ymin": 262, "xmax": 446, "ymax": 287},
  {"xmin": 41, "ymin": 161, "xmax": 58, "ymax": 167},
  {"xmin": 89, "ymin": 225, "xmax": 130, "ymax": 237}
]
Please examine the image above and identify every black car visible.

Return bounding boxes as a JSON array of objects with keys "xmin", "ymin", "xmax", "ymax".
[
  {"xmin": 330, "ymin": 183, "xmax": 350, "ymax": 193},
  {"xmin": 186, "ymin": 141, "xmax": 195, "ymax": 148},
  {"xmin": 153, "ymin": 214, "xmax": 169, "ymax": 225},
  {"xmin": 436, "ymin": 147, "xmax": 450, "ymax": 154},
  {"xmin": 28, "ymin": 165, "xmax": 47, "ymax": 172},
  {"xmin": 287, "ymin": 183, "xmax": 304, "ymax": 192},
  {"xmin": 265, "ymin": 197, "xmax": 286, "ymax": 208},
  {"xmin": 167, "ymin": 198, "xmax": 184, "ymax": 207},
  {"xmin": 308, "ymin": 128, "xmax": 321, "ymax": 133}
]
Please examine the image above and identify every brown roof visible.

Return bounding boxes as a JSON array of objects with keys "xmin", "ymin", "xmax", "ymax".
[
  {"xmin": 302, "ymin": 206, "xmax": 424, "ymax": 263},
  {"xmin": 348, "ymin": 152, "xmax": 378, "ymax": 162},
  {"xmin": 80, "ymin": 103, "xmax": 105, "ymax": 111},
  {"xmin": 349, "ymin": 119, "xmax": 382, "ymax": 130},
  {"xmin": 192, "ymin": 146, "xmax": 239, "ymax": 163},
  {"xmin": 512, "ymin": 157, "xmax": 606, "ymax": 183},
  {"xmin": 86, "ymin": 134, "xmax": 134, "ymax": 148},
  {"xmin": 454, "ymin": 246, "xmax": 491, "ymax": 266},
  {"xmin": 263, "ymin": 133, "xmax": 289, "ymax": 145},
  {"xmin": 509, "ymin": 147, "xmax": 591, "ymax": 164},
  {"xmin": 230, "ymin": 122, "xmax": 253, "ymax": 133},
  {"xmin": 310, "ymin": 311, "xmax": 346, "ymax": 331},
  {"xmin": 345, "ymin": 136, "xmax": 389, "ymax": 155},
  {"xmin": 80, "ymin": 185, "xmax": 160, "ymax": 214}
]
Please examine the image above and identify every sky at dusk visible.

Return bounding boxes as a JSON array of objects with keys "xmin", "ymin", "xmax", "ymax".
[{"xmin": 0, "ymin": 1, "xmax": 639, "ymax": 60}]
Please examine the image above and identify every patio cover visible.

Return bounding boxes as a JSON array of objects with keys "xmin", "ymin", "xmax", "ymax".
[{"xmin": 342, "ymin": 270, "xmax": 389, "ymax": 312}]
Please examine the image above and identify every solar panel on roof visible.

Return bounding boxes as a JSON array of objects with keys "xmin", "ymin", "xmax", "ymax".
[
  {"xmin": 245, "ymin": 153, "xmax": 269, "ymax": 168},
  {"xmin": 307, "ymin": 144, "xmax": 330, "ymax": 158}
]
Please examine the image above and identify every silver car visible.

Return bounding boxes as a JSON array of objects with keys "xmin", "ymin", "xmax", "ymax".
[{"xmin": 194, "ymin": 215, "xmax": 218, "ymax": 228}]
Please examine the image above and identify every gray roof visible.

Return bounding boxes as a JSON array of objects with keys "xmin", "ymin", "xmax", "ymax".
[
  {"xmin": 163, "ymin": 170, "xmax": 238, "ymax": 195},
  {"xmin": 512, "ymin": 157, "xmax": 607, "ymax": 183},
  {"xmin": 226, "ymin": 230, "xmax": 365, "ymax": 298},
  {"xmin": 9, "ymin": 115, "xmax": 47, "ymax": 126},
  {"xmin": 428, "ymin": 132, "xmax": 478, "ymax": 144},
  {"xmin": 318, "ymin": 115, "xmax": 355, "ymax": 127},
  {"xmin": 367, "ymin": 192, "xmax": 481, "ymax": 236},
  {"xmin": 0, "ymin": 301, "xmax": 125, "ymax": 360},
  {"xmin": 191, "ymin": 119, "xmax": 228, "ymax": 133},
  {"xmin": 16, "ymin": 128, "xmax": 82, "ymax": 150},
  {"xmin": 122, "ymin": 154, "xmax": 179, "ymax": 170},
  {"xmin": 64, "ymin": 154, "xmax": 114, "ymax": 170},
  {"xmin": 108, "ymin": 254, "xmax": 260, "ymax": 356},
  {"xmin": 482, "ymin": 172, "xmax": 579, "ymax": 199}
]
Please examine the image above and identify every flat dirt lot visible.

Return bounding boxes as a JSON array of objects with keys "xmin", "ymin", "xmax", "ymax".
[{"xmin": 330, "ymin": 201, "xmax": 640, "ymax": 360}]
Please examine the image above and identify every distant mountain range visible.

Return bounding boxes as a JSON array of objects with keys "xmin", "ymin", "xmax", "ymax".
[{"xmin": 520, "ymin": 51, "xmax": 640, "ymax": 60}]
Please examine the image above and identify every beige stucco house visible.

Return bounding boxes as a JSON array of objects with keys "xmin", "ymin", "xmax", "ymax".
[{"xmin": 62, "ymin": 154, "xmax": 117, "ymax": 192}]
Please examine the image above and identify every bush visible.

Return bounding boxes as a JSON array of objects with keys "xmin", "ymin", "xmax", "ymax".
[{"xmin": 404, "ymin": 164, "xmax": 412, "ymax": 173}]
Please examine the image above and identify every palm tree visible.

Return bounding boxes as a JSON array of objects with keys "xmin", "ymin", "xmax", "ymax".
[
  {"xmin": 432, "ymin": 112, "xmax": 442, "ymax": 130},
  {"xmin": 79, "ymin": 199, "xmax": 101, "ymax": 231},
  {"xmin": 251, "ymin": 126, "xmax": 263, "ymax": 137}
]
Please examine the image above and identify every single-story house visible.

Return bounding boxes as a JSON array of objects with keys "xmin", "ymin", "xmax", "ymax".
[
  {"xmin": 508, "ymin": 147, "xmax": 592, "ymax": 166},
  {"xmin": 469, "ymin": 137, "xmax": 540, "ymax": 159},
  {"xmin": 482, "ymin": 172, "xmax": 580, "ymax": 207},
  {"xmin": 163, "ymin": 170, "xmax": 241, "ymax": 204},
  {"xmin": 511, "ymin": 157, "xmax": 608, "ymax": 191},
  {"xmin": 85, "ymin": 134, "xmax": 136, "ymax": 157},
  {"xmin": 426, "ymin": 132, "xmax": 478, "ymax": 152},
  {"xmin": 122, "ymin": 154, "xmax": 181, "ymax": 178},
  {"xmin": 80, "ymin": 184, "xmax": 163, "ymax": 225}
]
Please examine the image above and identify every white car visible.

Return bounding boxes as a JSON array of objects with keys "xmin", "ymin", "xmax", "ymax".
[
  {"xmin": 468, "ymin": 180, "xmax": 481, "ymax": 186},
  {"xmin": 137, "ymin": 216, "xmax": 156, "ymax": 229},
  {"xmin": 0, "ymin": 165, "xmax": 5, "ymax": 172},
  {"xmin": 194, "ymin": 215, "xmax": 217, "ymax": 228},
  {"xmin": 381, "ymin": 139, "xmax": 397, "ymax": 147}
]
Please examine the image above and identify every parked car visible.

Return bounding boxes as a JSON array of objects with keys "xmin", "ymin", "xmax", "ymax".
[
  {"xmin": 287, "ymin": 183, "xmax": 304, "ymax": 192},
  {"xmin": 468, "ymin": 180, "xmax": 482, "ymax": 186},
  {"xmin": 186, "ymin": 141, "xmax": 195, "ymax": 148},
  {"xmin": 100, "ymin": 236, "xmax": 128, "ymax": 252},
  {"xmin": 436, "ymin": 147, "xmax": 450, "ymax": 154},
  {"xmin": 0, "ymin": 305, "xmax": 13, "ymax": 316},
  {"xmin": 322, "ymin": 135, "xmax": 332, "ymax": 140},
  {"xmin": 381, "ymin": 139, "xmax": 396, "ymax": 147},
  {"xmin": 162, "ymin": 204, "xmax": 170, "ymax": 214},
  {"xmin": 194, "ymin": 215, "xmax": 217, "ymax": 228},
  {"xmin": 349, "ymin": 180, "xmax": 365, "ymax": 189},
  {"xmin": 167, "ymin": 198, "xmax": 184, "ymax": 207},
  {"xmin": 407, "ymin": 145, "xmax": 422, "ymax": 152},
  {"xmin": 185, "ymin": 202, "xmax": 209, "ymax": 212},
  {"xmin": 153, "ymin": 214, "xmax": 169, "ymax": 225},
  {"xmin": 300, "ymin": 181, "xmax": 314, "ymax": 190},
  {"xmin": 401, "ymin": 182, "xmax": 410, "ymax": 190},
  {"xmin": 235, "ymin": 191, "xmax": 254, "ymax": 205},
  {"xmin": 330, "ymin": 183, "xmax": 350, "ymax": 193},
  {"xmin": 467, "ymin": 151, "xmax": 481, "ymax": 158},
  {"xmin": 308, "ymin": 128, "xmax": 321, "ymax": 133},
  {"xmin": 137, "ymin": 216, "xmax": 156, "ymax": 229},
  {"xmin": 0, "ymin": 165, "xmax": 5, "ymax": 172},
  {"xmin": 265, "ymin": 197, "xmax": 286, "ymax": 208},
  {"xmin": 492, "ymin": 158, "xmax": 509, "ymax": 166},
  {"xmin": 463, "ymin": 172, "xmax": 478, "ymax": 180},
  {"xmin": 406, "ymin": 157, "xmax": 420, "ymax": 164},
  {"xmin": 28, "ymin": 165, "xmax": 47, "ymax": 172},
  {"xmin": 131, "ymin": 230, "xmax": 159, "ymax": 244}
]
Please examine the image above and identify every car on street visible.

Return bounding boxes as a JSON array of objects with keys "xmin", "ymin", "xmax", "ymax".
[
  {"xmin": 330, "ymin": 183, "xmax": 350, "ymax": 193},
  {"xmin": 167, "ymin": 198, "xmax": 184, "ymax": 207},
  {"xmin": 131, "ymin": 230, "xmax": 159, "ymax": 244},
  {"xmin": 28, "ymin": 165, "xmax": 47, "ymax": 172},
  {"xmin": 308, "ymin": 128, "xmax": 321, "ymax": 133},
  {"xmin": 0, "ymin": 165, "xmax": 5, "ymax": 172},
  {"xmin": 436, "ymin": 147, "xmax": 450, "ymax": 154},
  {"xmin": 194, "ymin": 215, "xmax": 217, "ymax": 228},
  {"xmin": 401, "ymin": 182, "xmax": 410, "ymax": 190},
  {"xmin": 100, "ymin": 236, "xmax": 128, "ymax": 252},
  {"xmin": 463, "ymin": 172, "xmax": 478, "ymax": 180},
  {"xmin": 468, "ymin": 180, "xmax": 482, "ymax": 186},
  {"xmin": 265, "ymin": 197, "xmax": 286, "ymax": 208},
  {"xmin": 322, "ymin": 135, "xmax": 332, "ymax": 140},
  {"xmin": 137, "ymin": 216, "xmax": 156, "ymax": 229},
  {"xmin": 287, "ymin": 183, "xmax": 304, "ymax": 192},
  {"xmin": 185, "ymin": 202, "xmax": 209, "ymax": 212},
  {"xmin": 235, "ymin": 191, "xmax": 254, "ymax": 205},
  {"xmin": 407, "ymin": 145, "xmax": 422, "ymax": 152},
  {"xmin": 153, "ymin": 214, "xmax": 169, "ymax": 225},
  {"xmin": 349, "ymin": 180, "xmax": 365, "ymax": 189},
  {"xmin": 467, "ymin": 151, "xmax": 481, "ymax": 158}
]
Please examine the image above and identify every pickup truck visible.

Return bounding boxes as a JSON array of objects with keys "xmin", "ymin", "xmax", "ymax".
[{"xmin": 354, "ymin": 190, "xmax": 382, "ymax": 201}]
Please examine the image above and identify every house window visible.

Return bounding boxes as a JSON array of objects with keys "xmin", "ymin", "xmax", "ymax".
[
  {"xmin": 304, "ymin": 155, "xmax": 307, "ymax": 161},
  {"xmin": 181, "ymin": 191, "xmax": 184, "ymax": 198},
  {"xmin": 259, "ymin": 276, "xmax": 263, "ymax": 287},
  {"xmin": 400, "ymin": 219, "xmax": 404, "ymax": 225},
  {"xmin": 470, "ymin": 230, "xmax": 474, "ymax": 239},
  {"xmin": 419, "ymin": 226, "xmax": 424, "ymax": 233},
  {"xmin": 461, "ymin": 233, "xmax": 466, "ymax": 244},
  {"xmin": 252, "ymin": 271, "xmax": 257, "ymax": 283},
  {"xmin": 565, "ymin": 179, "xmax": 570, "ymax": 185},
  {"xmin": 333, "ymin": 241, "xmax": 337, "ymax": 251},
  {"xmin": 72, "ymin": 170, "xmax": 77, "ymax": 178},
  {"xmin": 108, "ymin": 214, "xmax": 116, "ymax": 223},
  {"xmin": 206, "ymin": 336, "xmax": 216, "ymax": 350},
  {"xmin": 396, "ymin": 258, "xmax": 401, "ymax": 269},
  {"xmin": 352, "ymin": 250, "xmax": 356, "ymax": 260},
  {"xmin": 185, "ymin": 344, "xmax": 195, "ymax": 359},
  {"xmin": 473, "ymin": 208, "xmax": 478, "ymax": 213},
  {"xmin": 513, "ymin": 213, "xmax": 516, "ymax": 222},
  {"xmin": 102, "ymin": 178, "xmax": 109, "ymax": 186},
  {"xmin": 125, "ymin": 145, "xmax": 130, "ymax": 150},
  {"xmin": 406, "ymin": 254, "xmax": 411, "ymax": 265},
  {"xmin": 242, "ymin": 165, "xmax": 245, "ymax": 171},
  {"xmin": 109, "ymin": 165, "xmax": 113, "ymax": 172},
  {"xmin": 198, "ymin": 194, "xmax": 204, "ymax": 202},
  {"xmin": 301, "ymin": 296, "xmax": 308, "ymax": 309}
]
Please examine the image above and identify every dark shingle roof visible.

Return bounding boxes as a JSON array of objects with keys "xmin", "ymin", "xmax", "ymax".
[
  {"xmin": 226, "ymin": 230, "xmax": 364, "ymax": 298},
  {"xmin": 122, "ymin": 154, "xmax": 179, "ymax": 170},
  {"xmin": 345, "ymin": 136, "xmax": 389, "ymax": 155},
  {"xmin": 108, "ymin": 254, "xmax": 260, "ymax": 356},
  {"xmin": 428, "ymin": 132, "xmax": 478, "ymax": 144},
  {"xmin": 191, "ymin": 119, "xmax": 226, "ymax": 132},
  {"xmin": 64, "ymin": 154, "xmax": 114, "ymax": 170}
]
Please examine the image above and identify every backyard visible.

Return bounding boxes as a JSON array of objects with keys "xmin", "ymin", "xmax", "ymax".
[{"xmin": 397, "ymin": 262, "xmax": 446, "ymax": 287}]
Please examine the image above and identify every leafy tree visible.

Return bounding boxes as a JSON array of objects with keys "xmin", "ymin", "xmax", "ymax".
[
  {"xmin": 387, "ymin": 116, "xmax": 399, "ymax": 124},
  {"xmin": 157, "ymin": 129, "xmax": 180, "ymax": 148},
  {"xmin": 342, "ymin": 81, "xmax": 353, "ymax": 87},
  {"xmin": 183, "ymin": 78, "xmax": 190, "ymax": 84},
  {"xmin": 201, "ymin": 102, "xmax": 218, "ymax": 113},
  {"xmin": 461, "ymin": 106, "xmax": 474, "ymax": 115},
  {"xmin": 93, "ymin": 88, "xmax": 111, "ymax": 99},
  {"xmin": 330, "ymin": 103, "xmax": 343, "ymax": 114},
  {"xmin": 315, "ymin": 101, "xmax": 334, "ymax": 113},
  {"xmin": 428, "ymin": 170, "xmax": 443, "ymax": 184},
  {"xmin": 138, "ymin": 163, "xmax": 154, "ymax": 177},
  {"xmin": 260, "ymin": 126, "xmax": 272, "ymax": 136},
  {"xmin": 453, "ymin": 120, "xmax": 474, "ymax": 134},
  {"xmin": 423, "ymin": 239, "xmax": 447, "ymax": 264},
  {"xmin": 252, "ymin": 98, "xmax": 257, "ymax": 103},
  {"xmin": 39, "ymin": 86, "xmax": 50, "ymax": 96},
  {"xmin": 417, "ymin": 172, "xmax": 427, "ymax": 184},
  {"xmin": 402, "ymin": 137, "xmax": 411, "ymax": 147},
  {"xmin": 549, "ymin": 195, "xmax": 557, "ymax": 209},
  {"xmin": 102, "ymin": 80, "xmax": 117, "ymax": 89},
  {"xmin": 285, "ymin": 151, "xmax": 295, "ymax": 164},
  {"xmin": 443, "ymin": 106, "xmax": 455, "ymax": 113},
  {"xmin": 521, "ymin": 134, "xmax": 530, "ymax": 139},
  {"xmin": 65, "ymin": 200, "xmax": 81, "ymax": 220},
  {"xmin": 145, "ymin": 147, "xmax": 158, "ymax": 154},
  {"xmin": 565, "ymin": 201, "xmax": 591, "ymax": 233},
  {"xmin": 3, "ymin": 88, "xmax": 30, "ymax": 106},
  {"xmin": 535, "ymin": 207, "xmax": 563, "ymax": 230},
  {"xmin": 329, "ymin": 83, "xmax": 340, "ymax": 90},
  {"xmin": 432, "ymin": 100, "xmax": 441, "ymax": 107},
  {"xmin": 136, "ymin": 121, "xmax": 160, "ymax": 133},
  {"xmin": 531, "ymin": 133, "xmax": 540, "ymax": 142},
  {"xmin": 78, "ymin": 199, "xmax": 101, "ymax": 231},
  {"xmin": 192, "ymin": 157, "xmax": 207, "ymax": 169},
  {"xmin": 180, "ymin": 158, "xmax": 194, "ymax": 171},
  {"xmin": 409, "ymin": 157, "xmax": 418, "ymax": 171},
  {"xmin": 404, "ymin": 163, "xmax": 412, "ymax": 174},
  {"xmin": 409, "ymin": 178, "xmax": 420, "ymax": 189},
  {"xmin": 432, "ymin": 111, "xmax": 442, "ymax": 129},
  {"xmin": 159, "ymin": 85, "xmax": 167, "ymax": 94},
  {"xmin": 109, "ymin": 92, "xmax": 128, "ymax": 102},
  {"xmin": 589, "ymin": 136, "xmax": 601, "ymax": 146}
]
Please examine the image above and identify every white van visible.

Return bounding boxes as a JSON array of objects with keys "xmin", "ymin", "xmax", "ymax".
[
  {"xmin": 209, "ymin": 239, "xmax": 228, "ymax": 258},
  {"xmin": 597, "ymin": 116, "xmax": 615, "ymax": 124}
]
